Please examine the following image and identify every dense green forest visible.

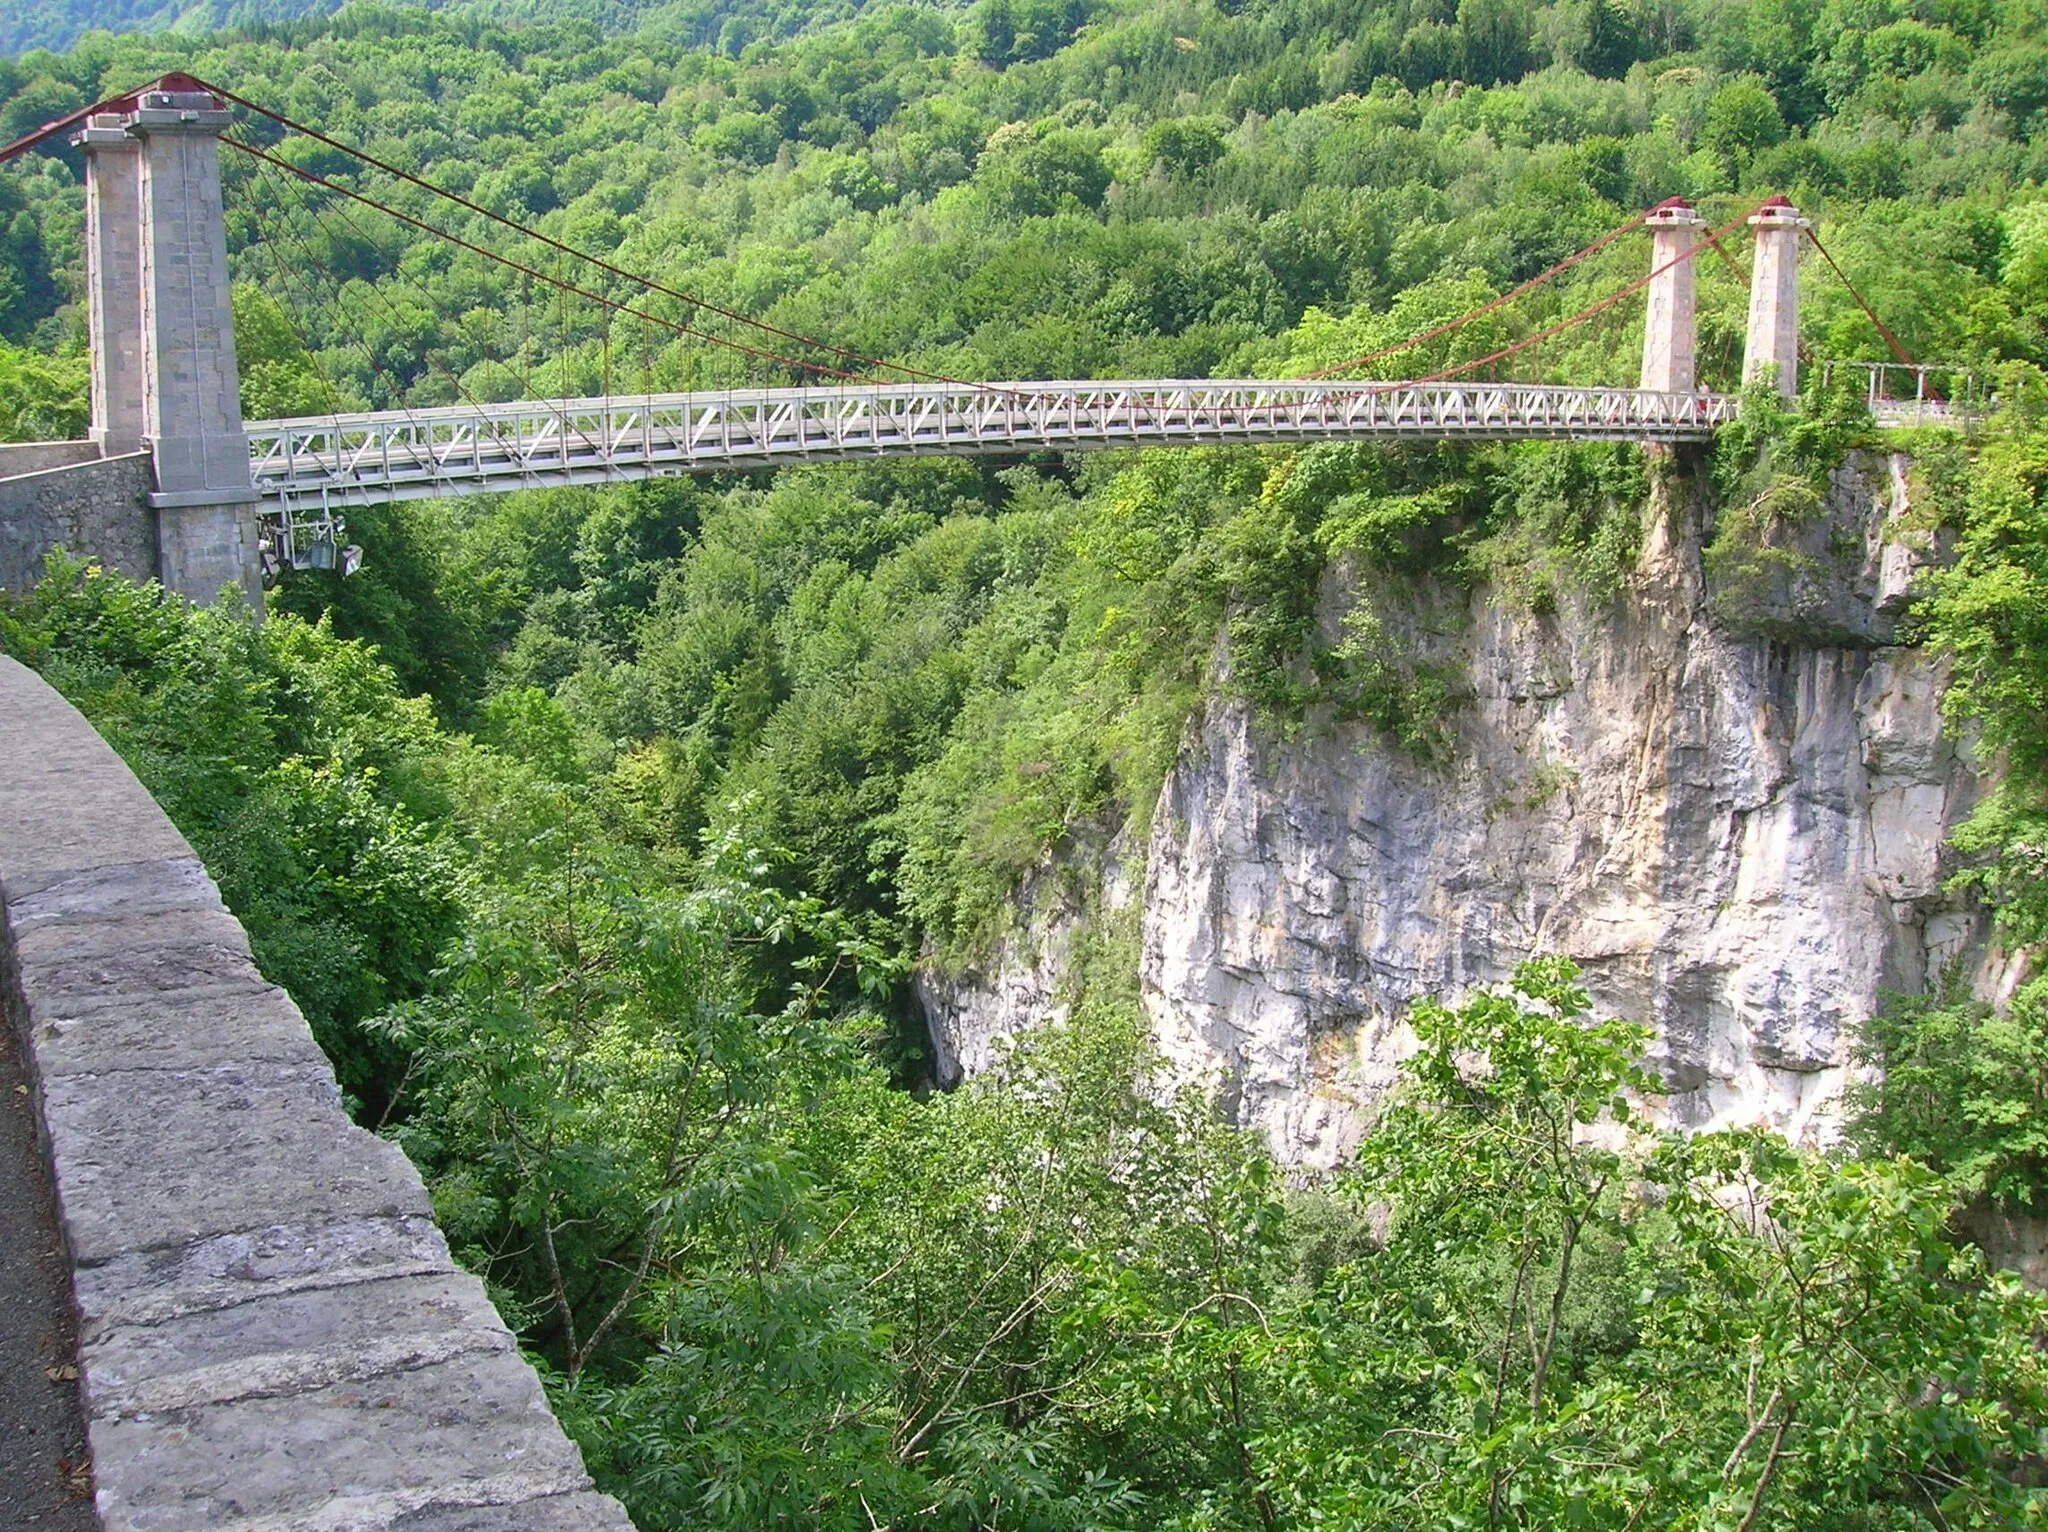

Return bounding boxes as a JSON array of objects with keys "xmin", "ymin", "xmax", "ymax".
[
  {"xmin": 5, "ymin": 0, "xmax": 2048, "ymax": 1524},
  {"xmin": 0, "ymin": 0, "xmax": 875, "ymax": 72}
]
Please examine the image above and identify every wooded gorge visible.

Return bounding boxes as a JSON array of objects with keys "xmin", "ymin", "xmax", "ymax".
[{"xmin": 4, "ymin": 0, "xmax": 2048, "ymax": 1524}]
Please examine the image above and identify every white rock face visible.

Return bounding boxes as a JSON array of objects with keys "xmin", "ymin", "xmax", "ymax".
[
  {"xmin": 916, "ymin": 841, "xmax": 1139, "ymax": 1086},
  {"xmin": 920, "ymin": 453, "xmax": 1995, "ymax": 1166}
]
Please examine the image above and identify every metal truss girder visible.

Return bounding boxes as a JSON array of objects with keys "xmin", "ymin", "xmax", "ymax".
[{"xmin": 246, "ymin": 381, "xmax": 1736, "ymax": 509}]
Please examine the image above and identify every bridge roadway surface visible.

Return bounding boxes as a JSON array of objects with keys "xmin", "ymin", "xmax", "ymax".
[{"xmin": 246, "ymin": 378, "xmax": 1741, "ymax": 508}]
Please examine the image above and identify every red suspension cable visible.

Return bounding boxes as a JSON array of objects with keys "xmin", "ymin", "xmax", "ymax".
[
  {"xmin": 0, "ymin": 74, "xmax": 166, "ymax": 162},
  {"xmin": 1804, "ymin": 227, "xmax": 1915, "ymax": 368},
  {"xmin": 224, "ymin": 136, "xmax": 867, "ymax": 384},
  {"xmin": 187, "ymin": 73, "xmax": 989, "ymax": 391},
  {"xmin": 27, "ymin": 70, "xmax": 1804, "ymax": 436},
  {"xmin": 45, "ymin": 71, "xmax": 1749, "ymax": 412},
  {"xmin": 1304, "ymin": 211, "xmax": 1650, "ymax": 380},
  {"xmin": 1350, "ymin": 202, "xmax": 1771, "ymax": 395},
  {"xmin": 237, "ymin": 159, "xmax": 358, "ymax": 418}
]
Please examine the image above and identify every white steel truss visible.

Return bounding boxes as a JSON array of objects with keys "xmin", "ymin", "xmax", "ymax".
[{"xmin": 245, "ymin": 380, "xmax": 1738, "ymax": 509}]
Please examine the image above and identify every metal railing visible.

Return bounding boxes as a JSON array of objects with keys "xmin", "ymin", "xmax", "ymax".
[
  {"xmin": 1820, "ymin": 361, "xmax": 1984, "ymax": 428},
  {"xmin": 245, "ymin": 380, "xmax": 1739, "ymax": 509}
]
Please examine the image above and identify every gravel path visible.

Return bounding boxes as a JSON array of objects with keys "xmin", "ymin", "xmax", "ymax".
[{"xmin": 0, "ymin": 1005, "xmax": 96, "ymax": 1528}]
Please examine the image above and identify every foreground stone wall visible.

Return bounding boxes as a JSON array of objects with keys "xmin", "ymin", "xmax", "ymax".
[
  {"xmin": 0, "ymin": 655, "xmax": 635, "ymax": 1531},
  {"xmin": 0, "ymin": 453, "xmax": 156, "ymax": 596}
]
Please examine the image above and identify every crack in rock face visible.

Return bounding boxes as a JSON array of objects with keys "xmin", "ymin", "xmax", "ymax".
[{"xmin": 920, "ymin": 452, "xmax": 2003, "ymax": 1168}]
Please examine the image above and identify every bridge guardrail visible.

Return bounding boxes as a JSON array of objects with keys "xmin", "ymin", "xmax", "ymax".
[
  {"xmin": 1819, "ymin": 361, "xmax": 1986, "ymax": 429},
  {"xmin": 0, "ymin": 656, "xmax": 635, "ymax": 1531}
]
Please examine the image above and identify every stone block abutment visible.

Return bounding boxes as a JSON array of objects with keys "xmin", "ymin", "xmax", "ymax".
[
  {"xmin": 0, "ymin": 452, "xmax": 156, "ymax": 596},
  {"xmin": 0, "ymin": 654, "xmax": 634, "ymax": 1531}
]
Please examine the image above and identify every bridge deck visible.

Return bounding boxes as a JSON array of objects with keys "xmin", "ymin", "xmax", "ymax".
[{"xmin": 247, "ymin": 380, "xmax": 1737, "ymax": 508}]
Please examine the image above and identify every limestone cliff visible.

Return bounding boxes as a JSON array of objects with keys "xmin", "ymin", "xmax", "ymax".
[{"xmin": 918, "ymin": 450, "xmax": 2013, "ymax": 1166}]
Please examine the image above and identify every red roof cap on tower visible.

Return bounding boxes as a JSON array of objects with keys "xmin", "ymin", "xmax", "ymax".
[{"xmin": 0, "ymin": 70, "xmax": 230, "ymax": 162}]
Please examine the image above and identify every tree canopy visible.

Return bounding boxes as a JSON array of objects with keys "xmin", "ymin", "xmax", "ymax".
[{"xmin": 5, "ymin": 0, "xmax": 2048, "ymax": 1524}]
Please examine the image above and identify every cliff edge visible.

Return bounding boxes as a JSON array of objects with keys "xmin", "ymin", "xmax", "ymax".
[{"xmin": 921, "ymin": 449, "xmax": 2023, "ymax": 1165}]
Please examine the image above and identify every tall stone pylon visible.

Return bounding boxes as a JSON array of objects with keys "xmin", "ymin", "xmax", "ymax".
[
  {"xmin": 76, "ymin": 116, "xmax": 146, "ymax": 458},
  {"xmin": 1744, "ymin": 196, "xmax": 1810, "ymax": 400},
  {"xmin": 75, "ymin": 79, "xmax": 262, "ymax": 610},
  {"xmin": 1640, "ymin": 198, "xmax": 1706, "ymax": 395}
]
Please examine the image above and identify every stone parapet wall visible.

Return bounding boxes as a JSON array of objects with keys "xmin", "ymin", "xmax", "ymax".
[
  {"xmin": 0, "ymin": 453, "xmax": 156, "ymax": 596},
  {"xmin": 0, "ymin": 655, "xmax": 635, "ymax": 1531},
  {"xmin": 0, "ymin": 441, "xmax": 104, "ymax": 478}
]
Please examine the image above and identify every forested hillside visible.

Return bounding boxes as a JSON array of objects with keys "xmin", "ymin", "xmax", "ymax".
[
  {"xmin": 0, "ymin": 0, "xmax": 882, "ymax": 70},
  {"xmin": 0, "ymin": 0, "xmax": 337, "ymax": 62},
  {"xmin": 6, "ymin": 0, "xmax": 2048, "ymax": 1525}
]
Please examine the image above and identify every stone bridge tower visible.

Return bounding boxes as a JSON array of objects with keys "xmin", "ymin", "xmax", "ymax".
[
  {"xmin": 1640, "ymin": 195, "xmax": 1809, "ymax": 401},
  {"xmin": 74, "ymin": 79, "xmax": 262, "ymax": 608},
  {"xmin": 1641, "ymin": 198, "xmax": 1707, "ymax": 394},
  {"xmin": 1744, "ymin": 196, "xmax": 1810, "ymax": 400}
]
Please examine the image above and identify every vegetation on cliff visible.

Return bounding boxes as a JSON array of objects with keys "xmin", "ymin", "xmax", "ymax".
[
  {"xmin": 9, "ymin": 557, "xmax": 2048, "ymax": 1525},
  {"xmin": 4, "ymin": 0, "xmax": 2048, "ymax": 1522}
]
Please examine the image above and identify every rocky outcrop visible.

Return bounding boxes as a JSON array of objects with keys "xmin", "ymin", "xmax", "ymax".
[
  {"xmin": 915, "ymin": 843, "xmax": 1139, "ymax": 1087},
  {"xmin": 921, "ymin": 450, "xmax": 2002, "ymax": 1166}
]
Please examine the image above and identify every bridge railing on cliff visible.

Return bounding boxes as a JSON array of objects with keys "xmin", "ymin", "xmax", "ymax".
[
  {"xmin": 1820, "ymin": 360, "xmax": 1988, "ymax": 429},
  {"xmin": 246, "ymin": 380, "xmax": 1741, "ymax": 508}
]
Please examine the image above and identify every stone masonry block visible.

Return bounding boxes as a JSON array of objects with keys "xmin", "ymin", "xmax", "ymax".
[
  {"xmin": 0, "ymin": 453, "xmax": 157, "ymax": 596},
  {"xmin": 32, "ymin": 984, "xmax": 331, "ymax": 1077},
  {"xmin": 88, "ymin": 1345, "xmax": 595, "ymax": 1532},
  {"xmin": 8, "ymin": 857, "xmax": 220, "ymax": 933},
  {"xmin": 81, "ymin": 1271, "xmax": 516, "ymax": 1419},
  {"xmin": 391, "ymin": 1491, "xmax": 641, "ymax": 1531},
  {"xmin": 0, "ymin": 659, "xmax": 189, "ymax": 894},
  {"xmin": 40, "ymin": 1063, "xmax": 431, "ymax": 1263},
  {"xmin": 72, "ymin": 1214, "xmax": 458, "ymax": 1342},
  {"xmin": 15, "ymin": 903, "xmax": 253, "ymax": 964},
  {"xmin": 17, "ymin": 934, "xmax": 267, "ymax": 1018}
]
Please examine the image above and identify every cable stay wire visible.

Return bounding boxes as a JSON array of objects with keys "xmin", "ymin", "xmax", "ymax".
[
  {"xmin": 199, "ymin": 72, "xmax": 1682, "ymax": 404},
  {"xmin": 246, "ymin": 139, "xmax": 622, "ymax": 495},
  {"xmin": 248, "ymin": 154, "xmax": 478, "ymax": 479},
  {"xmin": 1327, "ymin": 202, "xmax": 1773, "ymax": 400},
  {"xmin": 234, "ymin": 135, "xmax": 1749, "ymax": 450},
  {"xmin": 0, "ymin": 71, "xmax": 990, "ymax": 395},
  {"xmin": 1804, "ymin": 226, "xmax": 1917, "ymax": 370},
  {"xmin": 3, "ymin": 72, "xmax": 1939, "ymax": 424},
  {"xmin": 275, "ymin": 150, "xmax": 619, "ymax": 471},
  {"xmin": 223, "ymin": 136, "xmax": 868, "ymax": 386},
  {"xmin": 237, "ymin": 158, "xmax": 353, "ymax": 421},
  {"xmin": 1304, "ymin": 210, "xmax": 1652, "ymax": 380},
  {"xmin": 185, "ymin": 72, "xmax": 1011, "ymax": 394},
  {"xmin": 236, "ymin": 156, "xmax": 488, "ymax": 532}
]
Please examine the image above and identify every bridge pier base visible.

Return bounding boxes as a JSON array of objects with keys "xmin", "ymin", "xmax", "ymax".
[
  {"xmin": 1744, "ymin": 198, "xmax": 1809, "ymax": 401},
  {"xmin": 75, "ymin": 84, "xmax": 262, "ymax": 612}
]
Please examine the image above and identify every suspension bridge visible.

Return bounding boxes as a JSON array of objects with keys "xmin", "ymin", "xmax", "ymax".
[
  {"xmin": 0, "ymin": 76, "xmax": 1950, "ymax": 607},
  {"xmin": 243, "ymin": 383, "xmax": 1743, "ymax": 507}
]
